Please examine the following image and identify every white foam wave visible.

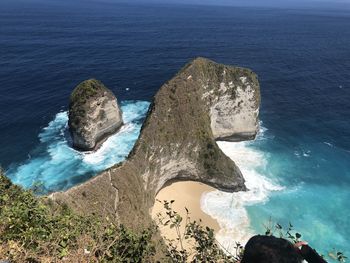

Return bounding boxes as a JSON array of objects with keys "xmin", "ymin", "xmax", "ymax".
[
  {"xmin": 7, "ymin": 100, "xmax": 150, "ymax": 192},
  {"xmin": 294, "ymin": 148, "xmax": 311, "ymax": 158},
  {"xmin": 200, "ymin": 129, "xmax": 283, "ymax": 253},
  {"xmin": 82, "ymin": 122, "xmax": 137, "ymax": 165},
  {"xmin": 323, "ymin": 141, "xmax": 334, "ymax": 147},
  {"xmin": 256, "ymin": 121, "xmax": 268, "ymax": 140}
]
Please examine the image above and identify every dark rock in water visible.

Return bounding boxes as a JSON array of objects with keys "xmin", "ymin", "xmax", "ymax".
[
  {"xmin": 68, "ymin": 79, "xmax": 123, "ymax": 151},
  {"xmin": 52, "ymin": 58, "xmax": 260, "ymax": 230}
]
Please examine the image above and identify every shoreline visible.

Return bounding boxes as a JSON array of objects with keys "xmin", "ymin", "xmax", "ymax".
[
  {"xmin": 151, "ymin": 181, "xmax": 220, "ymax": 250},
  {"xmin": 151, "ymin": 139, "xmax": 277, "ymax": 254}
]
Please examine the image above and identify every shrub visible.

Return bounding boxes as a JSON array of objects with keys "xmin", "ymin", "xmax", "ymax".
[
  {"xmin": 0, "ymin": 171, "xmax": 156, "ymax": 262},
  {"xmin": 0, "ymin": 169, "xmax": 347, "ymax": 262},
  {"xmin": 155, "ymin": 200, "xmax": 243, "ymax": 263}
]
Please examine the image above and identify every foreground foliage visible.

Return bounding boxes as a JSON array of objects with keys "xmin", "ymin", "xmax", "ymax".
[
  {"xmin": 0, "ymin": 171, "xmax": 156, "ymax": 262},
  {"xmin": 0, "ymin": 170, "xmax": 233, "ymax": 262},
  {"xmin": 155, "ymin": 200, "xmax": 243, "ymax": 263},
  {"xmin": 156, "ymin": 201, "xmax": 347, "ymax": 263},
  {"xmin": 0, "ymin": 169, "xmax": 347, "ymax": 262},
  {"xmin": 264, "ymin": 220, "xmax": 347, "ymax": 263}
]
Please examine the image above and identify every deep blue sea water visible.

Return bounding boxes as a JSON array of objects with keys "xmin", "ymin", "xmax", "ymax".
[{"xmin": 1, "ymin": 0, "xmax": 349, "ymax": 258}]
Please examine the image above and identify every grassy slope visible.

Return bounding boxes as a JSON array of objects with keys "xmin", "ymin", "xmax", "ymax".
[{"xmin": 0, "ymin": 171, "xmax": 158, "ymax": 263}]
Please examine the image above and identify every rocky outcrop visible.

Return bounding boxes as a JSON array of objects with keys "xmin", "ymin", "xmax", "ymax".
[
  {"xmin": 68, "ymin": 79, "xmax": 123, "ymax": 151},
  {"xmin": 51, "ymin": 58, "xmax": 260, "ymax": 229},
  {"xmin": 210, "ymin": 75, "xmax": 259, "ymax": 141}
]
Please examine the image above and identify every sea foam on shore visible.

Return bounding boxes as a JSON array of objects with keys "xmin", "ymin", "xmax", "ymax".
[{"xmin": 201, "ymin": 126, "xmax": 284, "ymax": 252}]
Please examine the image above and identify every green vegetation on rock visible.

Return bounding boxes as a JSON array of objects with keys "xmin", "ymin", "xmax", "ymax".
[
  {"xmin": 0, "ymin": 170, "xmax": 156, "ymax": 262},
  {"xmin": 68, "ymin": 78, "xmax": 123, "ymax": 151},
  {"xmin": 70, "ymin": 79, "xmax": 102, "ymax": 107}
]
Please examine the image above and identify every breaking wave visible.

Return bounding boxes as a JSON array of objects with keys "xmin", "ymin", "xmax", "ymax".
[
  {"xmin": 7, "ymin": 100, "xmax": 150, "ymax": 193},
  {"xmin": 201, "ymin": 125, "xmax": 284, "ymax": 252}
]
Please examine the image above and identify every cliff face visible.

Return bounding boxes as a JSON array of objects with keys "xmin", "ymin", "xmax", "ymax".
[
  {"xmin": 68, "ymin": 79, "xmax": 123, "ymax": 151},
  {"xmin": 51, "ymin": 58, "xmax": 260, "ymax": 229},
  {"xmin": 210, "ymin": 76, "xmax": 259, "ymax": 141}
]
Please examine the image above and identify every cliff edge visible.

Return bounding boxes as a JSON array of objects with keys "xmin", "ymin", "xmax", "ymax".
[{"xmin": 51, "ymin": 58, "xmax": 260, "ymax": 229}]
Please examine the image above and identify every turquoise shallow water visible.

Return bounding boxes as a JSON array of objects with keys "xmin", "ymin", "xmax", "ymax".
[
  {"xmin": 7, "ymin": 101, "xmax": 150, "ymax": 192},
  {"xmin": 246, "ymin": 125, "xmax": 350, "ymax": 256},
  {"xmin": 202, "ymin": 123, "xmax": 350, "ymax": 259},
  {"xmin": 1, "ymin": 0, "xmax": 349, "ymax": 259}
]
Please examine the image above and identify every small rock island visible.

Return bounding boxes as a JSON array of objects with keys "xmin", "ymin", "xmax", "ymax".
[{"xmin": 68, "ymin": 79, "xmax": 123, "ymax": 151}]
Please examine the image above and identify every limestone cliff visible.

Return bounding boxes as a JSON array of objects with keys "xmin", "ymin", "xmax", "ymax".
[
  {"xmin": 68, "ymin": 79, "xmax": 123, "ymax": 151},
  {"xmin": 51, "ymin": 58, "xmax": 260, "ymax": 229}
]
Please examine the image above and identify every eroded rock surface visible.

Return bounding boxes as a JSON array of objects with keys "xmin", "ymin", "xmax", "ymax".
[
  {"xmin": 210, "ymin": 76, "xmax": 259, "ymax": 141},
  {"xmin": 68, "ymin": 79, "xmax": 123, "ymax": 151},
  {"xmin": 52, "ymin": 58, "xmax": 260, "ymax": 229}
]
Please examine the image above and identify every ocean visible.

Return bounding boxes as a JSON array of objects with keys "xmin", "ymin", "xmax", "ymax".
[{"xmin": 1, "ymin": 0, "xmax": 349, "ymax": 258}]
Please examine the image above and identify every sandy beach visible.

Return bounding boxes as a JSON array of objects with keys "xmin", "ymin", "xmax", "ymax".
[{"xmin": 151, "ymin": 181, "xmax": 219, "ymax": 250}]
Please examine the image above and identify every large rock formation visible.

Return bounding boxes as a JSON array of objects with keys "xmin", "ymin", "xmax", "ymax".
[
  {"xmin": 52, "ymin": 58, "xmax": 260, "ymax": 229},
  {"xmin": 68, "ymin": 79, "xmax": 123, "ymax": 151}
]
